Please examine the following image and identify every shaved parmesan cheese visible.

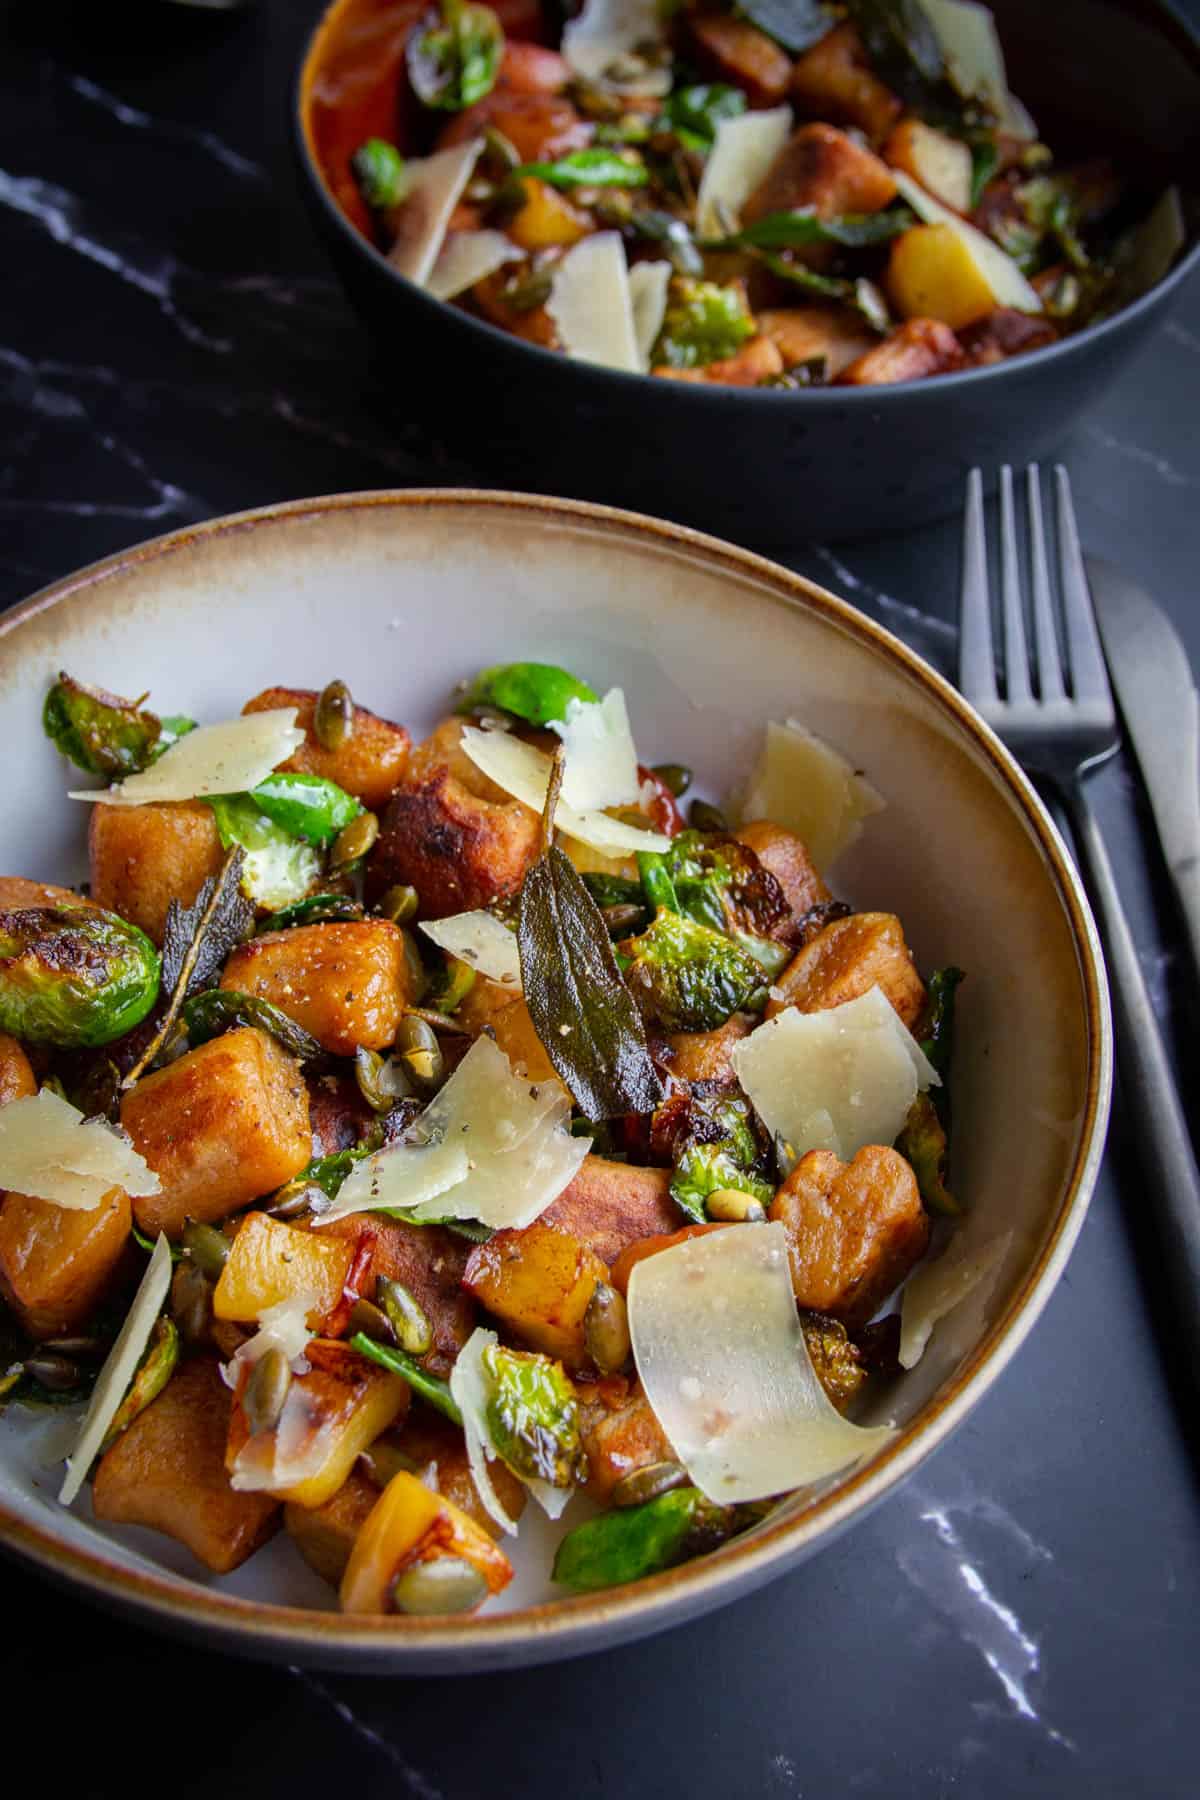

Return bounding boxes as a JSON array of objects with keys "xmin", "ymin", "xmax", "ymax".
[
  {"xmin": 313, "ymin": 1138, "xmax": 471, "ymax": 1227},
  {"xmin": 696, "ymin": 107, "xmax": 792, "ymax": 239},
  {"xmin": 733, "ymin": 718, "xmax": 885, "ymax": 872},
  {"xmin": 919, "ymin": 0, "xmax": 1036, "ymax": 138},
  {"xmin": 629, "ymin": 259, "xmax": 671, "ymax": 369},
  {"xmin": 0, "ymin": 1089, "xmax": 159, "ymax": 1209},
  {"xmin": 548, "ymin": 233, "xmax": 641, "ymax": 373},
  {"xmin": 550, "ymin": 688, "xmax": 641, "ymax": 811},
  {"xmin": 388, "ymin": 140, "xmax": 485, "ymax": 288},
  {"xmin": 450, "ymin": 1327, "xmax": 572, "ymax": 1533},
  {"xmin": 229, "ymin": 1379, "xmax": 336, "ymax": 1495},
  {"xmin": 59, "ymin": 1233, "xmax": 172, "ymax": 1505},
  {"xmin": 69, "ymin": 709, "xmax": 305, "ymax": 807},
  {"xmin": 562, "ymin": 0, "xmax": 671, "ymax": 94},
  {"xmin": 225, "ymin": 1292, "xmax": 318, "ymax": 1387},
  {"xmin": 732, "ymin": 987, "xmax": 939, "ymax": 1163},
  {"xmin": 428, "ymin": 229, "xmax": 521, "ymax": 301},
  {"xmin": 460, "ymin": 723, "xmax": 670, "ymax": 855},
  {"xmin": 420, "ymin": 911, "xmax": 522, "ymax": 989},
  {"xmin": 900, "ymin": 1230, "xmax": 1010, "ymax": 1368},
  {"xmin": 629, "ymin": 1222, "xmax": 895, "ymax": 1502},
  {"xmin": 893, "ymin": 171, "xmax": 1042, "ymax": 312},
  {"xmin": 316, "ymin": 1038, "xmax": 588, "ymax": 1231}
]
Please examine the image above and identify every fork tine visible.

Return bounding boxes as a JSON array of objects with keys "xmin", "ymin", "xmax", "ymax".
[
  {"xmin": 959, "ymin": 468, "xmax": 998, "ymax": 702},
  {"xmin": 1054, "ymin": 464, "xmax": 1112, "ymax": 706},
  {"xmin": 999, "ymin": 465, "xmax": 1032, "ymax": 704},
  {"xmin": 1026, "ymin": 465, "xmax": 1066, "ymax": 703}
]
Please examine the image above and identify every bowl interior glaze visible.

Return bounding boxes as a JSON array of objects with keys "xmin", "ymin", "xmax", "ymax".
[{"xmin": 0, "ymin": 493, "xmax": 1110, "ymax": 1671}]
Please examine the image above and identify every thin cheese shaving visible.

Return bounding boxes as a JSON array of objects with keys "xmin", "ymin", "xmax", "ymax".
[
  {"xmin": 893, "ymin": 171, "xmax": 1043, "ymax": 311},
  {"xmin": 419, "ymin": 911, "xmax": 523, "ymax": 989},
  {"xmin": 629, "ymin": 259, "xmax": 671, "ymax": 369},
  {"xmin": 59, "ymin": 1233, "xmax": 172, "ymax": 1505},
  {"xmin": 733, "ymin": 718, "xmax": 885, "ymax": 872},
  {"xmin": 427, "ymin": 229, "xmax": 521, "ymax": 301},
  {"xmin": 550, "ymin": 688, "xmax": 642, "ymax": 811},
  {"xmin": 459, "ymin": 724, "xmax": 670, "ymax": 855},
  {"xmin": 919, "ymin": 0, "xmax": 1036, "ymax": 138},
  {"xmin": 696, "ymin": 107, "xmax": 792, "ymax": 239},
  {"xmin": 388, "ymin": 140, "xmax": 485, "ymax": 288},
  {"xmin": 629, "ymin": 1222, "xmax": 895, "ymax": 1503},
  {"xmin": 229, "ymin": 1379, "xmax": 335, "ymax": 1494},
  {"xmin": 225, "ymin": 1292, "xmax": 318, "ymax": 1387},
  {"xmin": 68, "ymin": 709, "xmax": 305, "ymax": 807},
  {"xmin": 547, "ymin": 233, "xmax": 641, "ymax": 373},
  {"xmin": 899, "ymin": 1230, "xmax": 1010, "ymax": 1368},
  {"xmin": 731, "ymin": 988, "xmax": 939, "ymax": 1164},
  {"xmin": 313, "ymin": 1138, "xmax": 471, "ymax": 1227},
  {"xmin": 0, "ymin": 1089, "xmax": 159, "ymax": 1209},
  {"xmin": 562, "ymin": 0, "xmax": 671, "ymax": 94}
]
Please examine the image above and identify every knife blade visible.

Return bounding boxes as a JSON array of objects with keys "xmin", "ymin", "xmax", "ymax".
[{"xmin": 1088, "ymin": 554, "xmax": 1200, "ymax": 979}]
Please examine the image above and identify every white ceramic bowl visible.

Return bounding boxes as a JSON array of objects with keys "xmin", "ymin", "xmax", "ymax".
[{"xmin": 0, "ymin": 491, "xmax": 1110, "ymax": 1671}]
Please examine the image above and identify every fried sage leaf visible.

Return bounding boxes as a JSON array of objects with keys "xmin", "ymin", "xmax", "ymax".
[
  {"xmin": 160, "ymin": 846, "xmax": 255, "ymax": 998},
  {"xmin": 182, "ymin": 988, "xmax": 326, "ymax": 1066},
  {"xmin": 707, "ymin": 207, "xmax": 914, "ymax": 252},
  {"xmin": 518, "ymin": 843, "xmax": 665, "ymax": 1122}
]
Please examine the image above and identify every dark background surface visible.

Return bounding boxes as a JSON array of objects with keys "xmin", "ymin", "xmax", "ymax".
[{"xmin": 2, "ymin": 3, "xmax": 1199, "ymax": 1795}]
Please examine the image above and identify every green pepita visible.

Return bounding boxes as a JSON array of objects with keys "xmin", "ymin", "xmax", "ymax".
[
  {"xmin": 391, "ymin": 1556, "xmax": 488, "ymax": 1616},
  {"xmin": 314, "ymin": 679, "xmax": 354, "ymax": 752}
]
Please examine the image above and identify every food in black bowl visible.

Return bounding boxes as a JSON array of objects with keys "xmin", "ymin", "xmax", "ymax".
[{"xmin": 295, "ymin": 0, "xmax": 1200, "ymax": 540}]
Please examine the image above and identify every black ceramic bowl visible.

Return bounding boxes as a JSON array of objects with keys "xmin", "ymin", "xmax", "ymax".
[{"xmin": 294, "ymin": 0, "xmax": 1200, "ymax": 544}]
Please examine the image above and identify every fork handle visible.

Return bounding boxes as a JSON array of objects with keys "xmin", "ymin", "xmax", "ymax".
[{"xmin": 1068, "ymin": 777, "xmax": 1200, "ymax": 1377}]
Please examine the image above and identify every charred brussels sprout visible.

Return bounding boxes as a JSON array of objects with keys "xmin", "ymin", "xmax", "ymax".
[
  {"xmin": 407, "ymin": 0, "xmax": 504, "ymax": 112},
  {"xmin": 670, "ymin": 1143, "xmax": 773, "ymax": 1225},
  {"xmin": 249, "ymin": 773, "xmax": 363, "ymax": 846},
  {"xmin": 43, "ymin": 673, "xmax": 173, "ymax": 777},
  {"xmin": 458, "ymin": 660, "xmax": 597, "ymax": 726},
  {"xmin": 0, "ymin": 905, "xmax": 159, "ymax": 1047},
  {"xmin": 482, "ymin": 1343, "xmax": 586, "ymax": 1489},
  {"xmin": 620, "ymin": 909, "xmax": 763, "ymax": 1033},
  {"xmin": 643, "ymin": 830, "xmax": 791, "ymax": 943},
  {"xmin": 652, "ymin": 278, "xmax": 755, "ymax": 371},
  {"xmin": 896, "ymin": 1091, "xmax": 958, "ymax": 1216},
  {"xmin": 918, "ymin": 966, "xmax": 964, "ymax": 1109},
  {"xmin": 206, "ymin": 794, "xmax": 322, "ymax": 911},
  {"xmin": 801, "ymin": 1313, "xmax": 867, "ymax": 1413},
  {"xmin": 552, "ymin": 1486, "xmax": 737, "ymax": 1592}
]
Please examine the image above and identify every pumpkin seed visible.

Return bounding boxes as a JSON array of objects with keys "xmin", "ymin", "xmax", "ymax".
[
  {"xmin": 706, "ymin": 1188, "xmax": 766, "ymax": 1223},
  {"xmin": 377, "ymin": 883, "xmax": 419, "ymax": 925},
  {"xmin": 243, "ymin": 1346, "xmax": 292, "ymax": 1435},
  {"xmin": 315, "ymin": 679, "xmax": 354, "ymax": 752},
  {"xmin": 182, "ymin": 1218, "xmax": 231, "ymax": 1280},
  {"xmin": 377, "ymin": 1276, "xmax": 433, "ymax": 1355},
  {"xmin": 266, "ymin": 1179, "xmax": 322, "ymax": 1221},
  {"xmin": 22, "ymin": 1351, "xmax": 82, "ymax": 1392},
  {"xmin": 41, "ymin": 1334, "xmax": 108, "ymax": 1359},
  {"xmin": 358, "ymin": 1438, "xmax": 420, "ymax": 1487},
  {"xmin": 583, "ymin": 1280, "xmax": 631, "ymax": 1374},
  {"xmin": 348, "ymin": 1298, "xmax": 396, "ymax": 1345},
  {"xmin": 601, "ymin": 902, "xmax": 645, "ymax": 936},
  {"xmin": 170, "ymin": 1259, "xmax": 212, "ymax": 1344},
  {"xmin": 395, "ymin": 1015, "xmax": 444, "ymax": 1090},
  {"xmin": 688, "ymin": 799, "xmax": 728, "ymax": 833},
  {"xmin": 355, "ymin": 1045, "xmax": 414, "ymax": 1114},
  {"xmin": 391, "ymin": 1556, "xmax": 488, "ymax": 1616},
  {"xmin": 651, "ymin": 762, "xmax": 692, "ymax": 798},
  {"xmin": 330, "ymin": 809, "xmax": 379, "ymax": 871},
  {"xmin": 610, "ymin": 1460, "xmax": 689, "ymax": 1509},
  {"xmin": 399, "ymin": 929, "xmax": 430, "ymax": 1004}
]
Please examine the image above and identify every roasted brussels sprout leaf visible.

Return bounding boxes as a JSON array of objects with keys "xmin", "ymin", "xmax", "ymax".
[
  {"xmin": 896, "ymin": 1090, "xmax": 959, "ymax": 1216},
  {"xmin": 265, "ymin": 892, "xmax": 365, "ymax": 930},
  {"xmin": 43, "ymin": 673, "xmax": 163, "ymax": 778},
  {"xmin": 625, "ymin": 210, "xmax": 704, "ymax": 276},
  {"xmin": 407, "ymin": 0, "xmax": 504, "ymax": 112},
  {"xmin": 458, "ymin": 661, "xmax": 598, "ymax": 726},
  {"xmin": 519, "ymin": 844, "xmax": 665, "ymax": 1122},
  {"xmin": 351, "ymin": 137, "xmax": 410, "ymax": 210},
  {"xmin": 970, "ymin": 137, "xmax": 1000, "ymax": 208},
  {"xmin": 658, "ymin": 83, "xmax": 746, "ymax": 150},
  {"xmin": 481, "ymin": 1343, "xmax": 586, "ymax": 1488},
  {"xmin": 249, "ymin": 772, "xmax": 363, "ymax": 845},
  {"xmin": 350, "ymin": 1332, "xmax": 463, "ymax": 1424},
  {"xmin": 801, "ymin": 1313, "xmax": 867, "ymax": 1412},
  {"xmin": 756, "ymin": 253, "xmax": 891, "ymax": 330},
  {"xmin": 182, "ymin": 988, "xmax": 326, "ymax": 1066},
  {"xmin": 657, "ymin": 831, "xmax": 791, "ymax": 942},
  {"xmin": 100, "ymin": 1314, "xmax": 179, "ymax": 1452},
  {"xmin": 652, "ymin": 278, "xmax": 755, "ymax": 371},
  {"xmin": 918, "ymin": 966, "xmax": 964, "ymax": 1097},
  {"xmin": 620, "ymin": 909, "xmax": 763, "ymax": 1033},
  {"xmin": 709, "ymin": 207, "xmax": 914, "ymax": 252},
  {"xmin": 739, "ymin": 0, "xmax": 837, "ymax": 54},
  {"xmin": 514, "ymin": 149, "xmax": 649, "ymax": 190},
  {"xmin": 0, "ymin": 905, "xmax": 160, "ymax": 1047},
  {"xmin": 552, "ymin": 1486, "xmax": 737, "ymax": 1592},
  {"xmin": 206, "ymin": 794, "xmax": 323, "ymax": 911},
  {"xmin": 670, "ymin": 1142, "xmax": 773, "ymax": 1223},
  {"xmin": 843, "ymin": 0, "xmax": 953, "ymax": 112}
]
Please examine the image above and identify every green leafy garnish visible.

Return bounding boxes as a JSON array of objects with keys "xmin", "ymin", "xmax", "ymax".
[
  {"xmin": 350, "ymin": 1332, "xmax": 463, "ymax": 1424},
  {"xmin": 513, "ymin": 149, "xmax": 649, "ymax": 190},
  {"xmin": 657, "ymin": 83, "xmax": 746, "ymax": 151},
  {"xmin": 624, "ymin": 209, "xmax": 704, "ymax": 276},
  {"xmin": 706, "ymin": 207, "xmax": 914, "ymax": 252},
  {"xmin": 182, "ymin": 987, "xmax": 326, "ymax": 1066},
  {"xmin": 458, "ymin": 661, "xmax": 598, "ymax": 726},
  {"xmin": 351, "ymin": 138, "xmax": 410, "ymax": 210}
]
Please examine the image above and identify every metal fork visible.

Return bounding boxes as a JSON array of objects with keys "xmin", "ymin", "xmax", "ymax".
[{"xmin": 960, "ymin": 464, "xmax": 1200, "ymax": 1378}]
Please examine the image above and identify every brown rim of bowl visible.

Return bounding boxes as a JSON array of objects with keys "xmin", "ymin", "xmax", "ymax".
[
  {"xmin": 0, "ymin": 489, "xmax": 1112, "ymax": 1663},
  {"xmin": 292, "ymin": 0, "xmax": 1200, "ymax": 409}
]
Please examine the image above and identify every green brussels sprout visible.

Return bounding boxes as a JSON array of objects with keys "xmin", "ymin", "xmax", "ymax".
[
  {"xmin": 652, "ymin": 278, "xmax": 755, "ymax": 371},
  {"xmin": 481, "ymin": 1343, "xmax": 587, "ymax": 1489},
  {"xmin": 552, "ymin": 1486, "xmax": 737, "ymax": 1592},
  {"xmin": 458, "ymin": 660, "xmax": 598, "ymax": 727},
  {"xmin": 351, "ymin": 137, "xmax": 410, "ymax": 211},
  {"xmin": 896, "ymin": 1091, "xmax": 959, "ymax": 1217},
  {"xmin": 0, "ymin": 905, "xmax": 160, "ymax": 1047},
  {"xmin": 407, "ymin": 0, "xmax": 504, "ymax": 112},
  {"xmin": 249, "ymin": 772, "xmax": 363, "ymax": 846},
  {"xmin": 801, "ymin": 1312, "xmax": 867, "ymax": 1413},
  {"xmin": 100, "ymin": 1315, "xmax": 179, "ymax": 1452},
  {"xmin": 670, "ymin": 1142, "xmax": 773, "ymax": 1225},
  {"xmin": 43, "ymin": 673, "xmax": 162, "ymax": 778},
  {"xmin": 206, "ymin": 793, "xmax": 322, "ymax": 911},
  {"xmin": 620, "ymin": 908, "xmax": 763, "ymax": 1033}
]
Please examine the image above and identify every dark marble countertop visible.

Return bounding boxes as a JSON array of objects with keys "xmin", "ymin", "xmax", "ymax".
[{"xmin": 2, "ymin": 4, "xmax": 1199, "ymax": 1794}]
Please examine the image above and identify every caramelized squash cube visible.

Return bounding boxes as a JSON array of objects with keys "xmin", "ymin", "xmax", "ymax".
[
  {"xmin": 340, "ymin": 1469, "xmax": 513, "ymax": 1614},
  {"xmin": 0, "ymin": 1186, "xmax": 130, "ymax": 1339},
  {"xmin": 765, "ymin": 911, "xmax": 926, "ymax": 1028},
  {"xmin": 213, "ymin": 1211, "xmax": 354, "ymax": 1327},
  {"xmin": 242, "ymin": 685, "xmax": 410, "ymax": 811},
  {"xmin": 769, "ymin": 1145, "xmax": 929, "ymax": 1327},
  {"xmin": 463, "ymin": 1222, "xmax": 608, "ymax": 1368},
  {"xmin": 285, "ymin": 1467, "xmax": 379, "ymax": 1587},
  {"xmin": 88, "ymin": 801, "xmax": 224, "ymax": 945}
]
